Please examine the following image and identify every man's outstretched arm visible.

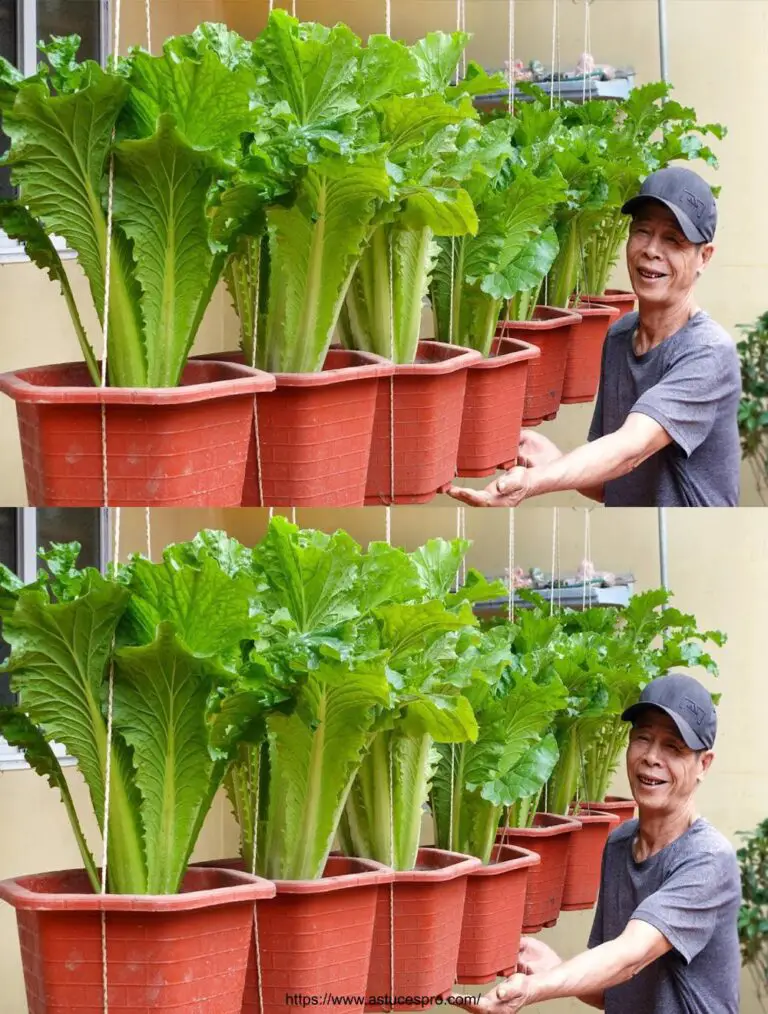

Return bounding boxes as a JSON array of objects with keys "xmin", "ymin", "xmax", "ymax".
[
  {"xmin": 453, "ymin": 919, "xmax": 672, "ymax": 1012},
  {"xmin": 448, "ymin": 413, "xmax": 671, "ymax": 508}
]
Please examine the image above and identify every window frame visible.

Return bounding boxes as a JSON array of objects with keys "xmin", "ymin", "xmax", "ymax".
[
  {"xmin": 0, "ymin": 507, "xmax": 111, "ymax": 771},
  {"xmin": 0, "ymin": 0, "xmax": 109, "ymax": 262}
]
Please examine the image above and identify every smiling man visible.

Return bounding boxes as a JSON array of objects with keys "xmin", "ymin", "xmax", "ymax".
[
  {"xmin": 448, "ymin": 167, "xmax": 742, "ymax": 508},
  {"xmin": 455, "ymin": 673, "xmax": 741, "ymax": 1014}
]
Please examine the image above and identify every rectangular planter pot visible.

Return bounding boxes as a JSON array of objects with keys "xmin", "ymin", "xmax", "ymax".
[
  {"xmin": 456, "ymin": 337, "xmax": 541, "ymax": 478},
  {"xmin": 496, "ymin": 813, "xmax": 582, "ymax": 934},
  {"xmin": 580, "ymin": 795, "xmax": 637, "ymax": 827},
  {"xmin": 0, "ymin": 359, "xmax": 276, "ymax": 507},
  {"xmin": 365, "ymin": 847, "xmax": 482, "ymax": 1011},
  {"xmin": 496, "ymin": 308, "xmax": 582, "ymax": 427},
  {"xmin": 588, "ymin": 289, "xmax": 638, "ymax": 321},
  {"xmin": 196, "ymin": 855, "xmax": 394, "ymax": 1014},
  {"xmin": 457, "ymin": 844, "xmax": 540, "ymax": 985},
  {"xmin": 561, "ymin": 806, "xmax": 620, "ymax": 912},
  {"xmin": 0, "ymin": 866, "xmax": 275, "ymax": 1013},
  {"xmin": 365, "ymin": 342, "xmax": 482, "ymax": 505},
  {"xmin": 195, "ymin": 348, "xmax": 394, "ymax": 507},
  {"xmin": 562, "ymin": 300, "xmax": 621, "ymax": 405}
]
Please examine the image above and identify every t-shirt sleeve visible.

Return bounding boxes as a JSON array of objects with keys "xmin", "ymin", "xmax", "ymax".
[
  {"xmin": 630, "ymin": 341, "xmax": 738, "ymax": 457},
  {"xmin": 630, "ymin": 848, "xmax": 738, "ymax": 964}
]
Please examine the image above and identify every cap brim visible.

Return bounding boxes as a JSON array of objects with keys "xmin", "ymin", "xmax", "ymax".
[
  {"xmin": 620, "ymin": 195, "xmax": 710, "ymax": 245},
  {"xmin": 621, "ymin": 702, "xmax": 710, "ymax": 751}
]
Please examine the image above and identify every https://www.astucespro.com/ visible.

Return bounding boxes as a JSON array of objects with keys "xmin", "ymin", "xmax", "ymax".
[{"xmin": 285, "ymin": 993, "xmax": 481, "ymax": 1007}]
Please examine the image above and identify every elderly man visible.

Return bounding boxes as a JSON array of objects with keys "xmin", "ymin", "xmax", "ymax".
[
  {"xmin": 455, "ymin": 673, "xmax": 740, "ymax": 1014},
  {"xmin": 448, "ymin": 167, "xmax": 741, "ymax": 508}
]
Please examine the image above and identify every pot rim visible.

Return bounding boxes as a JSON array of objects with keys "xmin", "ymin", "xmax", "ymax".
[
  {"xmin": 0, "ymin": 359, "xmax": 276, "ymax": 406},
  {"xmin": 467, "ymin": 844, "xmax": 542, "ymax": 878},
  {"xmin": 195, "ymin": 855, "xmax": 396, "ymax": 894},
  {"xmin": 497, "ymin": 306, "xmax": 582, "ymax": 334},
  {"xmin": 497, "ymin": 812, "xmax": 583, "ymax": 839},
  {"xmin": 0, "ymin": 866, "xmax": 276, "ymax": 912},
  {"xmin": 195, "ymin": 347, "xmax": 396, "ymax": 388},
  {"xmin": 468, "ymin": 337, "xmax": 541, "ymax": 371}
]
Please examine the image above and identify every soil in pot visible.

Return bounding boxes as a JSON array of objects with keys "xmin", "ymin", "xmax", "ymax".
[
  {"xmin": 561, "ymin": 807, "xmax": 620, "ymax": 912},
  {"xmin": 364, "ymin": 342, "xmax": 481, "ymax": 505},
  {"xmin": 457, "ymin": 844, "xmax": 541, "ymax": 985},
  {"xmin": 562, "ymin": 301, "xmax": 621, "ymax": 405},
  {"xmin": 496, "ymin": 814, "xmax": 582, "ymax": 934},
  {"xmin": 0, "ymin": 866, "xmax": 275, "ymax": 1014},
  {"xmin": 197, "ymin": 348, "xmax": 394, "ymax": 508},
  {"xmin": 580, "ymin": 795, "xmax": 637, "ymax": 827},
  {"xmin": 196, "ymin": 855, "xmax": 393, "ymax": 1014},
  {"xmin": 456, "ymin": 337, "xmax": 541, "ymax": 478},
  {"xmin": 495, "ymin": 308, "xmax": 582, "ymax": 427},
  {"xmin": 365, "ymin": 847, "xmax": 481, "ymax": 1011},
  {"xmin": 0, "ymin": 359, "xmax": 275, "ymax": 507}
]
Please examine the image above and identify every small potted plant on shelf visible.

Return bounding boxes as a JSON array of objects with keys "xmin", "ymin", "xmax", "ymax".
[{"xmin": 0, "ymin": 31, "xmax": 277, "ymax": 507}]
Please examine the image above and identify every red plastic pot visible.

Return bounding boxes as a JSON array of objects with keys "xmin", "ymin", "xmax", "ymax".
[
  {"xmin": 562, "ymin": 300, "xmax": 621, "ymax": 405},
  {"xmin": 496, "ymin": 308, "xmax": 582, "ymax": 427},
  {"xmin": 0, "ymin": 866, "xmax": 275, "ymax": 1014},
  {"xmin": 364, "ymin": 342, "xmax": 482, "ymax": 505},
  {"xmin": 580, "ymin": 795, "xmax": 637, "ymax": 827},
  {"xmin": 196, "ymin": 348, "xmax": 395, "ymax": 507},
  {"xmin": 0, "ymin": 359, "xmax": 275, "ymax": 507},
  {"xmin": 456, "ymin": 337, "xmax": 541, "ymax": 477},
  {"xmin": 365, "ymin": 847, "xmax": 481, "ymax": 1011},
  {"xmin": 585, "ymin": 289, "xmax": 638, "ymax": 321},
  {"xmin": 457, "ymin": 844, "xmax": 540, "ymax": 985},
  {"xmin": 496, "ymin": 814, "xmax": 582, "ymax": 934},
  {"xmin": 197, "ymin": 855, "xmax": 394, "ymax": 1014},
  {"xmin": 562, "ymin": 807, "xmax": 620, "ymax": 911}
]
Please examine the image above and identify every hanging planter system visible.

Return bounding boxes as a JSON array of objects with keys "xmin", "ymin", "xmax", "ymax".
[
  {"xmin": 456, "ymin": 337, "xmax": 541, "ymax": 477},
  {"xmin": 495, "ymin": 308, "xmax": 582, "ymax": 427},
  {"xmin": 561, "ymin": 807, "xmax": 620, "ymax": 911},
  {"xmin": 364, "ymin": 342, "xmax": 481, "ymax": 505},
  {"xmin": 195, "ymin": 348, "xmax": 393, "ymax": 507},
  {"xmin": 497, "ymin": 814, "xmax": 582, "ymax": 934},
  {"xmin": 562, "ymin": 300, "xmax": 621, "ymax": 405},
  {"xmin": 457, "ymin": 844, "xmax": 541, "ymax": 985},
  {"xmin": 0, "ymin": 867, "xmax": 275, "ymax": 1014},
  {"xmin": 364, "ymin": 848, "xmax": 481, "ymax": 1011},
  {"xmin": 0, "ymin": 360, "xmax": 275, "ymax": 507}
]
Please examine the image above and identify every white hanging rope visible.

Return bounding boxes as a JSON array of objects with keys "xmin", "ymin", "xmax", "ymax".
[
  {"xmin": 582, "ymin": 508, "xmax": 592, "ymax": 610},
  {"xmin": 291, "ymin": 507, "xmax": 297, "ymax": 525},
  {"xmin": 507, "ymin": 508, "xmax": 515, "ymax": 622},
  {"xmin": 249, "ymin": 240, "xmax": 267, "ymax": 508},
  {"xmin": 582, "ymin": 0, "xmax": 592, "ymax": 104},
  {"xmin": 388, "ymin": 233, "xmax": 396, "ymax": 504},
  {"xmin": 292, "ymin": 0, "xmax": 297, "ymax": 16},
  {"xmin": 507, "ymin": 0, "xmax": 515, "ymax": 116},
  {"xmin": 144, "ymin": 507, "xmax": 152, "ymax": 560},
  {"xmin": 549, "ymin": 0, "xmax": 558, "ymax": 111},
  {"xmin": 144, "ymin": 0, "xmax": 152, "ymax": 54},
  {"xmin": 549, "ymin": 507, "xmax": 558, "ymax": 617},
  {"xmin": 459, "ymin": 0, "xmax": 467, "ymax": 78},
  {"xmin": 249, "ymin": 751, "xmax": 266, "ymax": 1013}
]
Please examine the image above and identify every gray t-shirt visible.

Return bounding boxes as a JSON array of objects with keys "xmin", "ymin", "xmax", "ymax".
[
  {"xmin": 588, "ymin": 818, "xmax": 741, "ymax": 1014},
  {"xmin": 587, "ymin": 311, "xmax": 741, "ymax": 506}
]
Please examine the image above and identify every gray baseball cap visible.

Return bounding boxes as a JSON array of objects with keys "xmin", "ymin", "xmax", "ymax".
[
  {"xmin": 621, "ymin": 166, "xmax": 717, "ymax": 244},
  {"xmin": 621, "ymin": 672, "xmax": 717, "ymax": 750}
]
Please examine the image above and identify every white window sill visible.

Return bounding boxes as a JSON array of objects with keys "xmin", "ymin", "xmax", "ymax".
[
  {"xmin": 0, "ymin": 230, "xmax": 78, "ymax": 265},
  {"xmin": 0, "ymin": 738, "xmax": 76, "ymax": 772}
]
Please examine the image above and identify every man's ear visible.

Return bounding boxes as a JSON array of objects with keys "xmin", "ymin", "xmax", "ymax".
[
  {"xmin": 699, "ymin": 243, "xmax": 715, "ymax": 270},
  {"xmin": 697, "ymin": 749, "xmax": 715, "ymax": 781}
]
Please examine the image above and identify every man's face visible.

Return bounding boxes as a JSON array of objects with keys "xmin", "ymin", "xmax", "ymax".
[
  {"xmin": 626, "ymin": 202, "xmax": 714, "ymax": 307},
  {"xmin": 626, "ymin": 709, "xmax": 713, "ymax": 815}
]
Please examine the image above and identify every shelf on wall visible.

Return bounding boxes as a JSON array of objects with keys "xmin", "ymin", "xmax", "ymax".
[
  {"xmin": 473, "ymin": 576, "xmax": 635, "ymax": 617},
  {"xmin": 475, "ymin": 73, "xmax": 636, "ymax": 110}
]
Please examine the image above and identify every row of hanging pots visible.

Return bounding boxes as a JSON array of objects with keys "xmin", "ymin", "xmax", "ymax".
[
  {"xmin": 0, "ymin": 293, "xmax": 633, "ymax": 508},
  {"xmin": 0, "ymin": 801, "xmax": 635, "ymax": 1014}
]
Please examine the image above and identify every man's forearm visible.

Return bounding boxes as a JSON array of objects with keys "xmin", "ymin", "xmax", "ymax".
[
  {"xmin": 523, "ymin": 432, "xmax": 646, "ymax": 500},
  {"xmin": 521, "ymin": 938, "xmax": 647, "ymax": 1006}
]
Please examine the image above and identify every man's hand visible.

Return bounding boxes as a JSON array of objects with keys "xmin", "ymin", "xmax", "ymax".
[
  {"xmin": 447, "ymin": 467, "xmax": 531, "ymax": 507},
  {"xmin": 452, "ymin": 973, "xmax": 534, "ymax": 1013},
  {"xmin": 516, "ymin": 936, "xmax": 562, "ymax": 975},
  {"xmin": 517, "ymin": 430, "xmax": 563, "ymax": 469}
]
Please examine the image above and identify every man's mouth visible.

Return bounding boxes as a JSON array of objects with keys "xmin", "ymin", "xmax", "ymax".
[
  {"xmin": 637, "ymin": 773, "xmax": 667, "ymax": 788},
  {"xmin": 636, "ymin": 267, "xmax": 667, "ymax": 281}
]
